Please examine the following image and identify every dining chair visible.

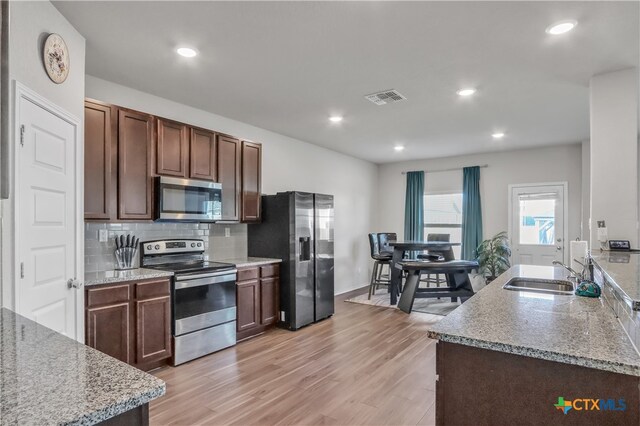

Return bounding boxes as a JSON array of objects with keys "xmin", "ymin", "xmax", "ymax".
[
  {"xmin": 368, "ymin": 233, "xmax": 392, "ymax": 299},
  {"xmin": 418, "ymin": 233, "xmax": 452, "ymax": 287}
]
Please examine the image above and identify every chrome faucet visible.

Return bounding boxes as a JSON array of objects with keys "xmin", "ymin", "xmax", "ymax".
[{"xmin": 552, "ymin": 260, "xmax": 585, "ymax": 282}]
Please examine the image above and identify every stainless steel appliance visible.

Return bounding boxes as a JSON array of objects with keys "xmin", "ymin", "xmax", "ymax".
[
  {"xmin": 140, "ymin": 239, "xmax": 236, "ymax": 365},
  {"xmin": 155, "ymin": 176, "xmax": 222, "ymax": 222},
  {"xmin": 248, "ymin": 192, "xmax": 334, "ymax": 330}
]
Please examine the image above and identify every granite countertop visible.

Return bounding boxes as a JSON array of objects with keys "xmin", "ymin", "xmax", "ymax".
[
  {"xmin": 427, "ymin": 265, "xmax": 640, "ymax": 376},
  {"xmin": 592, "ymin": 252, "xmax": 640, "ymax": 310},
  {"xmin": 85, "ymin": 268, "xmax": 174, "ymax": 287},
  {"xmin": 0, "ymin": 308, "xmax": 165, "ymax": 425},
  {"xmin": 214, "ymin": 257, "xmax": 282, "ymax": 268}
]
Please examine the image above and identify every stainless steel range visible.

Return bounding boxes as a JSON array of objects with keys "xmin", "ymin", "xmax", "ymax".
[{"xmin": 140, "ymin": 239, "xmax": 237, "ymax": 365}]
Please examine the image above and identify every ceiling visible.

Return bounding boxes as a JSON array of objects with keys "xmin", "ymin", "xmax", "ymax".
[{"xmin": 54, "ymin": 1, "xmax": 639, "ymax": 164}]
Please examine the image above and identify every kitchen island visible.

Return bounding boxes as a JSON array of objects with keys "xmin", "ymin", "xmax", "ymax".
[
  {"xmin": 427, "ymin": 265, "xmax": 640, "ymax": 425},
  {"xmin": 0, "ymin": 307, "xmax": 165, "ymax": 425}
]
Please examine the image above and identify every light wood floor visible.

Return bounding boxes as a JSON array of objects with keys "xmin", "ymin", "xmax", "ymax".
[{"xmin": 150, "ymin": 288, "xmax": 442, "ymax": 425}]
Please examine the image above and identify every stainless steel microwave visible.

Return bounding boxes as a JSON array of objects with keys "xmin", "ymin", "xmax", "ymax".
[{"xmin": 155, "ymin": 176, "xmax": 222, "ymax": 222}]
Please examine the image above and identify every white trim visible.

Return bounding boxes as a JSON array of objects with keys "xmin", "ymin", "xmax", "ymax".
[
  {"xmin": 13, "ymin": 81, "xmax": 84, "ymax": 342},
  {"xmin": 507, "ymin": 182, "xmax": 569, "ymax": 265}
]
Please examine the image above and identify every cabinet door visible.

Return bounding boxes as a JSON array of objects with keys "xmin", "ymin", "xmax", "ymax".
[
  {"xmin": 236, "ymin": 279, "xmax": 260, "ymax": 331},
  {"xmin": 156, "ymin": 119, "xmax": 188, "ymax": 177},
  {"xmin": 241, "ymin": 141, "xmax": 262, "ymax": 223},
  {"xmin": 260, "ymin": 277, "xmax": 278, "ymax": 326},
  {"xmin": 86, "ymin": 302, "xmax": 130, "ymax": 363},
  {"xmin": 217, "ymin": 135, "xmax": 241, "ymax": 221},
  {"xmin": 118, "ymin": 109, "xmax": 154, "ymax": 220},
  {"xmin": 135, "ymin": 295, "xmax": 171, "ymax": 365},
  {"xmin": 84, "ymin": 100, "xmax": 116, "ymax": 220},
  {"xmin": 190, "ymin": 128, "xmax": 216, "ymax": 181}
]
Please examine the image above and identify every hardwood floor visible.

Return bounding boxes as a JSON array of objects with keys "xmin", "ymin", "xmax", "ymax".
[{"xmin": 150, "ymin": 289, "xmax": 443, "ymax": 425}]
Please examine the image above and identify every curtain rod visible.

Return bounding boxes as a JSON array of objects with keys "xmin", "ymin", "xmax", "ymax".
[{"xmin": 401, "ymin": 164, "xmax": 488, "ymax": 175}]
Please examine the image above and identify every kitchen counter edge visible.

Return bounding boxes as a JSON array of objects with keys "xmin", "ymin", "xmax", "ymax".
[
  {"xmin": 215, "ymin": 257, "xmax": 282, "ymax": 269},
  {"xmin": 85, "ymin": 268, "xmax": 174, "ymax": 287},
  {"xmin": 427, "ymin": 265, "xmax": 640, "ymax": 377}
]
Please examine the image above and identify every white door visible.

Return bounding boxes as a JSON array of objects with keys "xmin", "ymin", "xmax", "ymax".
[
  {"xmin": 509, "ymin": 184, "xmax": 566, "ymax": 266},
  {"xmin": 16, "ymin": 89, "xmax": 82, "ymax": 340}
]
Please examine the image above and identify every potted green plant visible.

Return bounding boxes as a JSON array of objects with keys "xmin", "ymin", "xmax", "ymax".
[{"xmin": 476, "ymin": 231, "xmax": 512, "ymax": 283}]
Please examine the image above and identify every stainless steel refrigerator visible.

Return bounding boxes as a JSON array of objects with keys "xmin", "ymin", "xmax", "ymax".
[{"xmin": 248, "ymin": 192, "xmax": 334, "ymax": 330}]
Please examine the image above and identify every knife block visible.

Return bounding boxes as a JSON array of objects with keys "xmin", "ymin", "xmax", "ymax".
[{"xmin": 115, "ymin": 247, "xmax": 137, "ymax": 270}]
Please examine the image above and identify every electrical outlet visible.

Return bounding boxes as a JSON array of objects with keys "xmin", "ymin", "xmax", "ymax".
[
  {"xmin": 98, "ymin": 229, "xmax": 108, "ymax": 243},
  {"xmin": 225, "ymin": 227, "xmax": 231, "ymax": 238}
]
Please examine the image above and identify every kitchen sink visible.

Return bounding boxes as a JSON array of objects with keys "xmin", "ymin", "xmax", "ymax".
[{"xmin": 503, "ymin": 278, "xmax": 575, "ymax": 296}]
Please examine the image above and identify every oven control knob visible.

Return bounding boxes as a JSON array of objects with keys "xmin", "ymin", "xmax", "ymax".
[
  {"xmin": 155, "ymin": 244, "xmax": 160, "ymax": 250},
  {"xmin": 191, "ymin": 243, "xmax": 196, "ymax": 247},
  {"xmin": 146, "ymin": 245, "xmax": 152, "ymax": 250},
  {"xmin": 197, "ymin": 242, "xmax": 202, "ymax": 247}
]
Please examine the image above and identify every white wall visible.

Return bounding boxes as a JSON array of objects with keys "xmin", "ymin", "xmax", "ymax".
[
  {"xmin": 589, "ymin": 68, "xmax": 639, "ymax": 248},
  {"xmin": 581, "ymin": 140, "xmax": 590, "ymax": 240},
  {"xmin": 1, "ymin": 1, "xmax": 85, "ymax": 308},
  {"xmin": 86, "ymin": 76, "xmax": 378, "ymax": 294},
  {"xmin": 377, "ymin": 144, "xmax": 583, "ymax": 249}
]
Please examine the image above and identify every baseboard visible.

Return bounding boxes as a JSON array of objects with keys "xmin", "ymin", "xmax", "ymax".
[{"xmin": 334, "ymin": 284, "xmax": 369, "ymax": 296}]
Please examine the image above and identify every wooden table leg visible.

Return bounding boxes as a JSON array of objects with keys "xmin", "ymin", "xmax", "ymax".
[
  {"xmin": 390, "ymin": 248, "xmax": 404, "ymax": 305},
  {"xmin": 398, "ymin": 270, "xmax": 420, "ymax": 313}
]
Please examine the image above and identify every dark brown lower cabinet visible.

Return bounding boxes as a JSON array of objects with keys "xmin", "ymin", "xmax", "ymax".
[
  {"xmin": 260, "ymin": 277, "xmax": 278, "ymax": 325},
  {"xmin": 236, "ymin": 264, "xmax": 280, "ymax": 341},
  {"xmin": 436, "ymin": 341, "xmax": 640, "ymax": 425},
  {"xmin": 86, "ymin": 301, "xmax": 130, "ymax": 364},
  {"xmin": 85, "ymin": 278, "xmax": 171, "ymax": 371},
  {"xmin": 135, "ymin": 296, "xmax": 171, "ymax": 365},
  {"xmin": 237, "ymin": 278, "xmax": 260, "ymax": 332}
]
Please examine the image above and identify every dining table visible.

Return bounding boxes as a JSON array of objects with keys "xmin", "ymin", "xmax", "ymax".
[{"xmin": 387, "ymin": 240, "xmax": 462, "ymax": 305}]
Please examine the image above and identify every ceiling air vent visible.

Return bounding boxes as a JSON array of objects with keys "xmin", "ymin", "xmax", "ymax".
[{"xmin": 364, "ymin": 89, "xmax": 407, "ymax": 106}]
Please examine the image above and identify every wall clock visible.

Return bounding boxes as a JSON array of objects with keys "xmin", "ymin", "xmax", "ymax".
[{"xmin": 43, "ymin": 33, "xmax": 69, "ymax": 84}]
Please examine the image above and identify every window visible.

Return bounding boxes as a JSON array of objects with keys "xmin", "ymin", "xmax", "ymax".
[
  {"xmin": 518, "ymin": 198, "xmax": 555, "ymax": 245},
  {"xmin": 424, "ymin": 193, "xmax": 462, "ymax": 259}
]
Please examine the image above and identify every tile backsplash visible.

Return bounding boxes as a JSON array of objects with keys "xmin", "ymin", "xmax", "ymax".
[
  {"xmin": 595, "ymin": 267, "xmax": 640, "ymax": 356},
  {"xmin": 85, "ymin": 222, "xmax": 248, "ymax": 272}
]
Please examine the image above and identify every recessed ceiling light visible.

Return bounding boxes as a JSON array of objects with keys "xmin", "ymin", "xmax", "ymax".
[
  {"xmin": 456, "ymin": 88, "xmax": 476, "ymax": 97},
  {"xmin": 545, "ymin": 20, "xmax": 577, "ymax": 35},
  {"xmin": 394, "ymin": 145, "xmax": 405, "ymax": 152},
  {"xmin": 492, "ymin": 132, "xmax": 506, "ymax": 139},
  {"xmin": 176, "ymin": 47, "xmax": 198, "ymax": 58},
  {"xmin": 329, "ymin": 115, "xmax": 343, "ymax": 123}
]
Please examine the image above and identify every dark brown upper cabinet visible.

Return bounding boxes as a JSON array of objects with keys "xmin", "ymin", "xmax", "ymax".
[
  {"xmin": 241, "ymin": 141, "xmax": 262, "ymax": 223},
  {"xmin": 82, "ymin": 98, "xmax": 263, "ymax": 224},
  {"xmin": 84, "ymin": 100, "xmax": 117, "ymax": 220},
  {"xmin": 217, "ymin": 135, "xmax": 241, "ymax": 221},
  {"xmin": 190, "ymin": 128, "xmax": 217, "ymax": 181},
  {"xmin": 156, "ymin": 118, "xmax": 189, "ymax": 178},
  {"xmin": 118, "ymin": 109, "xmax": 154, "ymax": 220}
]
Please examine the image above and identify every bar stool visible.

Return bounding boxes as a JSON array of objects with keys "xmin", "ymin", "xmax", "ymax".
[
  {"xmin": 368, "ymin": 233, "xmax": 392, "ymax": 299},
  {"xmin": 378, "ymin": 232, "xmax": 401, "ymax": 290},
  {"xmin": 397, "ymin": 260, "xmax": 478, "ymax": 313},
  {"xmin": 377, "ymin": 232, "xmax": 397, "ymax": 256}
]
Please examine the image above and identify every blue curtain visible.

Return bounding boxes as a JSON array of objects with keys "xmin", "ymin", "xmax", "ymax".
[
  {"xmin": 461, "ymin": 166, "xmax": 483, "ymax": 260},
  {"xmin": 404, "ymin": 171, "xmax": 424, "ymax": 247}
]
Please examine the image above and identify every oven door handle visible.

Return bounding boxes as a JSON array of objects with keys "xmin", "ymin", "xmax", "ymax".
[
  {"xmin": 175, "ymin": 273, "xmax": 237, "ymax": 289},
  {"xmin": 174, "ymin": 269, "xmax": 237, "ymax": 282}
]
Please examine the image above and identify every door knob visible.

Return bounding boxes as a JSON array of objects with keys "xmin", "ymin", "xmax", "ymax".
[
  {"xmin": 556, "ymin": 246, "xmax": 562, "ymax": 251},
  {"xmin": 67, "ymin": 278, "xmax": 83, "ymax": 289}
]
